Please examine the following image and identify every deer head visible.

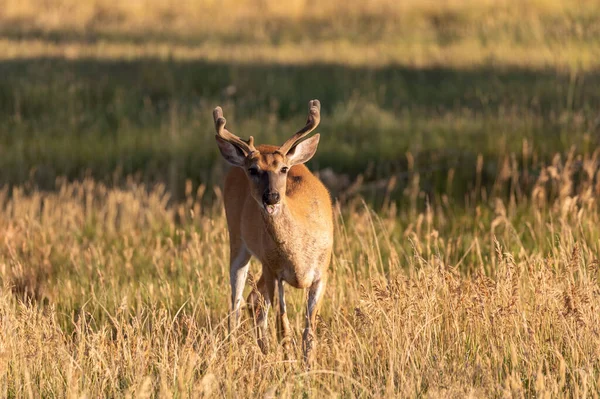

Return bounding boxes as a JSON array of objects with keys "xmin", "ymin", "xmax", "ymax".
[{"xmin": 214, "ymin": 100, "xmax": 321, "ymax": 216}]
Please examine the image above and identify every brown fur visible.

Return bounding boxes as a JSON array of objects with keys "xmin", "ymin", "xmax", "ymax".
[
  {"xmin": 215, "ymin": 100, "xmax": 331, "ymax": 363},
  {"xmin": 224, "ymin": 147, "xmax": 333, "ymax": 363},
  {"xmin": 224, "ymin": 145, "xmax": 333, "ymax": 289}
]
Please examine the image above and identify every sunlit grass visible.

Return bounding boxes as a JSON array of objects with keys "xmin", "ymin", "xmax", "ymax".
[
  {"xmin": 1, "ymin": 148, "xmax": 599, "ymax": 397},
  {"xmin": 1, "ymin": 2, "xmax": 599, "ymax": 396},
  {"xmin": 1, "ymin": 0, "xmax": 599, "ymax": 69},
  {"xmin": 1, "ymin": 38, "xmax": 599, "ymax": 70}
]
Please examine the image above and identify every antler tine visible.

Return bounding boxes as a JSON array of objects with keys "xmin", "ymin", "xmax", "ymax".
[
  {"xmin": 278, "ymin": 99, "xmax": 321, "ymax": 155},
  {"xmin": 213, "ymin": 106, "xmax": 257, "ymax": 155}
]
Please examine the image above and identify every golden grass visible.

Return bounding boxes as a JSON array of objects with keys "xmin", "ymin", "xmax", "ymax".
[
  {"xmin": 1, "ymin": 2, "xmax": 600, "ymax": 396},
  {"xmin": 2, "ymin": 37, "xmax": 598, "ymax": 70},
  {"xmin": 1, "ymin": 149, "xmax": 599, "ymax": 397},
  {"xmin": 1, "ymin": 0, "xmax": 599, "ymax": 69},
  {"xmin": 2, "ymin": 0, "xmax": 593, "ymax": 32}
]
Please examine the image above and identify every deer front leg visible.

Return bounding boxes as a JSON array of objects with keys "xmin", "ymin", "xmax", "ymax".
[
  {"xmin": 247, "ymin": 272, "xmax": 275, "ymax": 354},
  {"xmin": 277, "ymin": 279, "xmax": 293, "ymax": 358},
  {"xmin": 229, "ymin": 246, "xmax": 251, "ymax": 333},
  {"xmin": 303, "ymin": 277, "xmax": 326, "ymax": 365}
]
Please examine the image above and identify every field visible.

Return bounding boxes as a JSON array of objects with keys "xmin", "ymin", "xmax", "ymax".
[{"xmin": 1, "ymin": 0, "xmax": 600, "ymax": 397}]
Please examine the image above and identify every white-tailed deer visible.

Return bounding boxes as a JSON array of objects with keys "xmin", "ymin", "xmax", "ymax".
[{"xmin": 214, "ymin": 100, "xmax": 333, "ymax": 362}]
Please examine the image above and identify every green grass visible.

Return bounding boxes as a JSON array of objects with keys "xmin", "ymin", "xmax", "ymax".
[
  {"xmin": 1, "ymin": 59, "xmax": 598, "ymax": 200},
  {"xmin": 0, "ymin": 0, "xmax": 599, "ymax": 201}
]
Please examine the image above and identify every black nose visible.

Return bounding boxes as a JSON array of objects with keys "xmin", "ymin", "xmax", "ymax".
[{"xmin": 263, "ymin": 191, "xmax": 280, "ymax": 205}]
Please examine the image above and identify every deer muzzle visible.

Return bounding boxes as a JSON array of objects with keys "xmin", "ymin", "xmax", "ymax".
[{"xmin": 262, "ymin": 191, "xmax": 281, "ymax": 215}]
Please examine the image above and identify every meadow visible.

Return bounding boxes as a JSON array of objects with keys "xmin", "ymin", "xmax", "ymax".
[
  {"xmin": 1, "ymin": 0, "xmax": 600, "ymax": 397},
  {"xmin": 1, "ymin": 148, "xmax": 599, "ymax": 397}
]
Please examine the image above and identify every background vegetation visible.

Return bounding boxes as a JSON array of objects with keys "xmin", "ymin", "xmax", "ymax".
[
  {"xmin": 1, "ymin": 0, "xmax": 599, "ymax": 397},
  {"xmin": 1, "ymin": 0, "xmax": 599, "ymax": 197}
]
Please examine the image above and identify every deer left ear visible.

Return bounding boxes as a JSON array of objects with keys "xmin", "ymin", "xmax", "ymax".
[
  {"xmin": 286, "ymin": 134, "xmax": 320, "ymax": 166},
  {"xmin": 215, "ymin": 135, "xmax": 247, "ymax": 167}
]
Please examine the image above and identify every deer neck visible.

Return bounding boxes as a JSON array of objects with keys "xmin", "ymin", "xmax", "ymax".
[{"xmin": 262, "ymin": 200, "xmax": 302, "ymax": 247}]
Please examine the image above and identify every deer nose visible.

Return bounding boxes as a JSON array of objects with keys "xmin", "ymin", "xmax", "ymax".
[{"xmin": 262, "ymin": 191, "xmax": 280, "ymax": 205}]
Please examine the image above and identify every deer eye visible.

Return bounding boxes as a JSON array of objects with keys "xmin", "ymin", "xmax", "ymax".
[
  {"xmin": 248, "ymin": 168, "xmax": 259, "ymax": 176},
  {"xmin": 281, "ymin": 167, "xmax": 289, "ymax": 174}
]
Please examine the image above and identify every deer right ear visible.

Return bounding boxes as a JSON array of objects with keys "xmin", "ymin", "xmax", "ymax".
[
  {"xmin": 216, "ymin": 136, "xmax": 246, "ymax": 166},
  {"xmin": 285, "ymin": 134, "xmax": 320, "ymax": 166}
]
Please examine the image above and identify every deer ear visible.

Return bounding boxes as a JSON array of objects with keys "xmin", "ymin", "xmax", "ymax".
[
  {"xmin": 216, "ymin": 135, "xmax": 246, "ymax": 166},
  {"xmin": 286, "ymin": 134, "xmax": 320, "ymax": 166}
]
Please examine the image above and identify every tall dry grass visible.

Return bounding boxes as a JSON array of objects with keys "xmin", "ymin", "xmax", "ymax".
[{"xmin": 1, "ymin": 147, "xmax": 599, "ymax": 397}]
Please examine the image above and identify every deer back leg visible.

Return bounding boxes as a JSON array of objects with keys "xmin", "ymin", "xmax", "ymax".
[{"xmin": 247, "ymin": 271, "xmax": 275, "ymax": 354}]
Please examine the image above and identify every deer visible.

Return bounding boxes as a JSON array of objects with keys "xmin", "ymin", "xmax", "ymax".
[{"xmin": 213, "ymin": 99, "xmax": 333, "ymax": 363}]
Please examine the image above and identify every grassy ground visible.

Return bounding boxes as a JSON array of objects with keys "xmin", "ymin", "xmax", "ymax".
[
  {"xmin": 2, "ymin": 58, "xmax": 597, "ymax": 195},
  {"xmin": 1, "ymin": 149, "xmax": 599, "ymax": 397},
  {"xmin": 1, "ymin": 0, "xmax": 600, "ymax": 397}
]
